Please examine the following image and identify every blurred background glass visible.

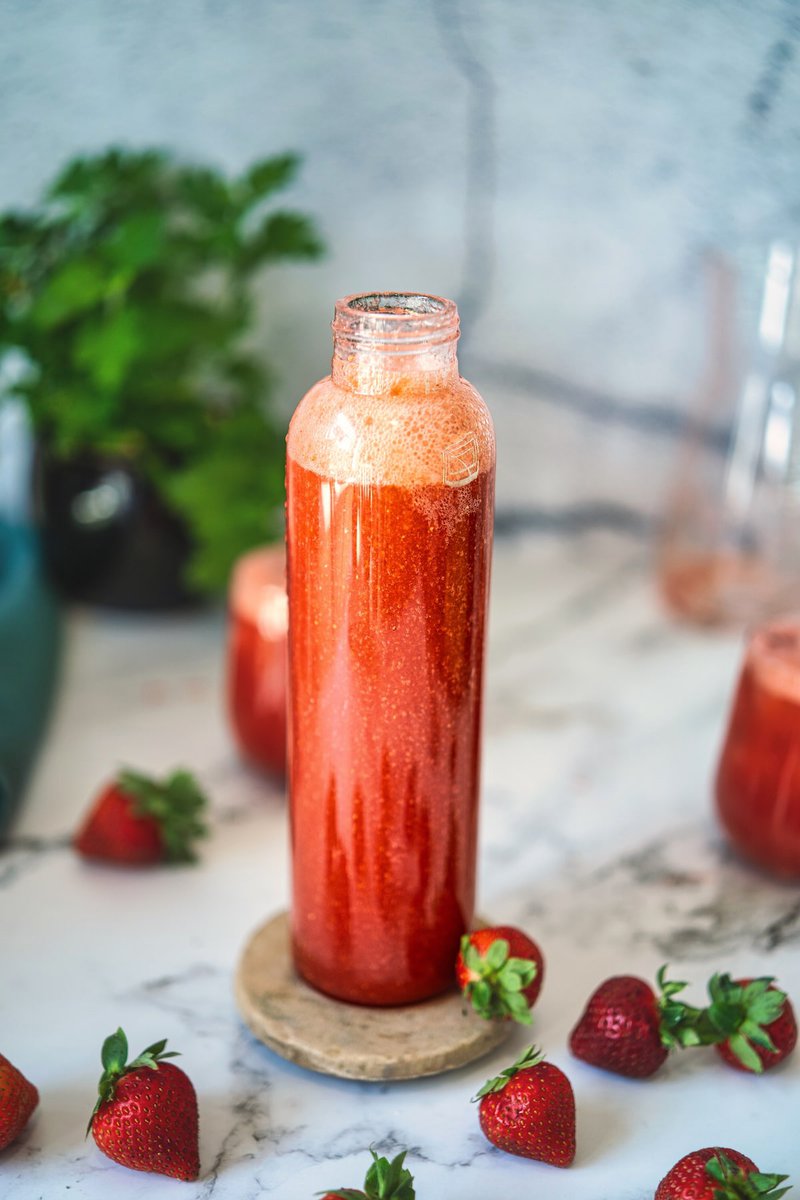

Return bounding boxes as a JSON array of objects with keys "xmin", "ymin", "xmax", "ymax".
[
  {"xmin": 659, "ymin": 242, "xmax": 800, "ymax": 626},
  {"xmin": 716, "ymin": 616, "xmax": 800, "ymax": 877},
  {"xmin": 227, "ymin": 545, "xmax": 287, "ymax": 778}
]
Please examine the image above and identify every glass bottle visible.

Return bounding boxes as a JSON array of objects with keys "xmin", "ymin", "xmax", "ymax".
[{"xmin": 286, "ymin": 293, "xmax": 495, "ymax": 1006}]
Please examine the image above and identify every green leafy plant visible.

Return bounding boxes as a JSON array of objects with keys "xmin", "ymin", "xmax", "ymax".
[{"xmin": 0, "ymin": 147, "xmax": 323, "ymax": 591}]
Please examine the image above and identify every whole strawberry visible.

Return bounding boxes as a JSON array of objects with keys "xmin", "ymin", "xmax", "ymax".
[
  {"xmin": 319, "ymin": 1148, "xmax": 415, "ymax": 1199},
  {"xmin": 706, "ymin": 976, "xmax": 797, "ymax": 1074},
  {"xmin": 474, "ymin": 1045, "xmax": 575, "ymax": 1167},
  {"xmin": 457, "ymin": 926, "xmax": 543, "ymax": 1024},
  {"xmin": 74, "ymin": 768, "xmax": 208, "ymax": 865},
  {"xmin": 0, "ymin": 1053, "xmax": 39, "ymax": 1150},
  {"xmin": 570, "ymin": 968, "xmax": 703, "ymax": 1078},
  {"xmin": 655, "ymin": 1146, "xmax": 790, "ymax": 1199},
  {"xmin": 88, "ymin": 1028, "xmax": 199, "ymax": 1181}
]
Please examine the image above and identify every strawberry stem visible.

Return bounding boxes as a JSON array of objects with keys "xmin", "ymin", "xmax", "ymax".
[{"xmin": 459, "ymin": 934, "xmax": 537, "ymax": 1025}]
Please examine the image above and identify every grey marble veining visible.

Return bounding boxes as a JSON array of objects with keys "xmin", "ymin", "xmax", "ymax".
[{"xmin": 1, "ymin": 533, "xmax": 798, "ymax": 1198}]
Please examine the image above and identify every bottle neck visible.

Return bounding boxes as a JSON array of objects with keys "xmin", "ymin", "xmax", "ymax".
[{"xmin": 331, "ymin": 292, "xmax": 460, "ymax": 396}]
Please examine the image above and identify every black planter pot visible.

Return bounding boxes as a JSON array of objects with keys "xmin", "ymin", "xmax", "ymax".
[{"xmin": 34, "ymin": 451, "xmax": 198, "ymax": 611}]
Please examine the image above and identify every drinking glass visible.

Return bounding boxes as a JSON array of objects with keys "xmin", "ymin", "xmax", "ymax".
[
  {"xmin": 227, "ymin": 545, "xmax": 287, "ymax": 777},
  {"xmin": 716, "ymin": 617, "xmax": 800, "ymax": 877},
  {"xmin": 659, "ymin": 243, "xmax": 800, "ymax": 626}
]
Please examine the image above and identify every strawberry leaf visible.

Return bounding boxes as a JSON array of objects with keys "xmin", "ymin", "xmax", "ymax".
[
  {"xmin": 131, "ymin": 1037, "xmax": 181, "ymax": 1068},
  {"xmin": 459, "ymin": 934, "xmax": 538, "ymax": 1025},
  {"xmin": 100, "ymin": 1028, "xmax": 128, "ymax": 1075},
  {"xmin": 363, "ymin": 1149, "xmax": 415, "ymax": 1199},
  {"xmin": 471, "ymin": 980, "xmax": 492, "ymax": 1011},
  {"xmin": 741, "ymin": 1022, "xmax": 777, "ymax": 1054},
  {"xmin": 657, "ymin": 964, "xmax": 689, "ymax": 999},
  {"xmin": 127, "ymin": 1050, "xmax": 180, "ymax": 1070},
  {"xmin": 484, "ymin": 939, "xmax": 508, "ymax": 972},
  {"xmin": 321, "ymin": 1150, "xmax": 415, "ymax": 1200},
  {"xmin": 743, "ymin": 981, "xmax": 787, "ymax": 1026},
  {"xmin": 726, "ymin": 1034, "xmax": 764, "ymax": 1075},
  {"xmin": 504, "ymin": 991, "xmax": 533, "ymax": 1024},
  {"xmin": 501, "ymin": 958, "xmax": 537, "ymax": 989},
  {"xmin": 705, "ymin": 1153, "xmax": 729, "ymax": 1184},
  {"xmin": 656, "ymin": 966, "xmax": 709, "ymax": 1050},
  {"xmin": 117, "ymin": 767, "xmax": 209, "ymax": 863},
  {"xmin": 140, "ymin": 1038, "xmax": 168, "ymax": 1058},
  {"xmin": 705, "ymin": 1152, "xmax": 791, "ymax": 1199},
  {"xmin": 473, "ymin": 1045, "xmax": 543, "ymax": 1100},
  {"xmin": 703, "ymin": 974, "xmax": 787, "ymax": 1071},
  {"xmin": 749, "ymin": 1178, "xmax": 792, "ymax": 1199}
]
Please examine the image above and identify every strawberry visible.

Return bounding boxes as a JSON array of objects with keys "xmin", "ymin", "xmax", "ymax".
[
  {"xmin": 74, "ymin": 768, "xmax": 208, "ymax": 865},
  {"xmin": 88, "ymin": 1028, "xmax": 199, "ymax": 1181},
  {"xmin": 569, "ymin": 968, "xmax": 708, "ymax": 1078},
  {"xmin": 474, "ymin": 1045, "xmax": 576, "ymax": 1167},
  {"xmin": 706, "ymin": 976, "xmax": 797, "ymax": 1074},
  {"xmin": 319, "ymin": 1148, "xmax": 415, "ymax": 1199},
  {"xmin": 655, "ymin": 1146, "xmax": 790, "ymax": 1199},
  {"xmin": 456, "ymin": 926, "xmax": 543, "ymax": 1024},
  {"xmin": 0, "ymin": 1053, "xmax": 39, "ymax": 1150}
]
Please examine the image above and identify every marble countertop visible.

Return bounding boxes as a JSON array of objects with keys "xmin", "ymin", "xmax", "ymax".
[{"xmin": 2, "ymin": 533, "xmax": 798, "ymax": 1199}]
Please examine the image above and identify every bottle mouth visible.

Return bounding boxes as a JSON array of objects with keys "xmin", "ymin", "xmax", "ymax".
[{"xmin": 332, "ymin": 292, "xmax": 459, "ymax": 352}]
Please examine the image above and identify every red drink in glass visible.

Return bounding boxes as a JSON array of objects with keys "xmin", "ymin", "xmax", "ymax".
[
  {"xmin": 286, "ymin": 293, "xmax": 495, "ymax": 1005},
  {"xmin": 715, "ymin": 618, "xmax": 800, "ymax": 877},
  {"xmin": 227, "ymin": 546, "xmax": 288, "ymax": 777}
]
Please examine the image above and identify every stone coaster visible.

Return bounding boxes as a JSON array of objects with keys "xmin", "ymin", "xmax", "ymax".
[{"xmin": 235, "ymin": 911, "xmax": 512, "ymax": 1081}]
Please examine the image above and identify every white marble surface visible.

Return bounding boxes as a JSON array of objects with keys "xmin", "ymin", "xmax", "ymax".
[{"xmin": 2, "ymin": 533, "xmax": 800, "ymax": 1198}]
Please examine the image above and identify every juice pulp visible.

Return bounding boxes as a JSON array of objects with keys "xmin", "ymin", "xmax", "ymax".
[
  {"xmin": 287, "ymin": 456, "xmax": 494, "ymax": 1005},
  {"xmin": 716, "ymin": 619, "xmax": 800, "ymax": 876},
  {"xmin": 227, "ymin": 547, "xmax": 288, "ymax": 776}
]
